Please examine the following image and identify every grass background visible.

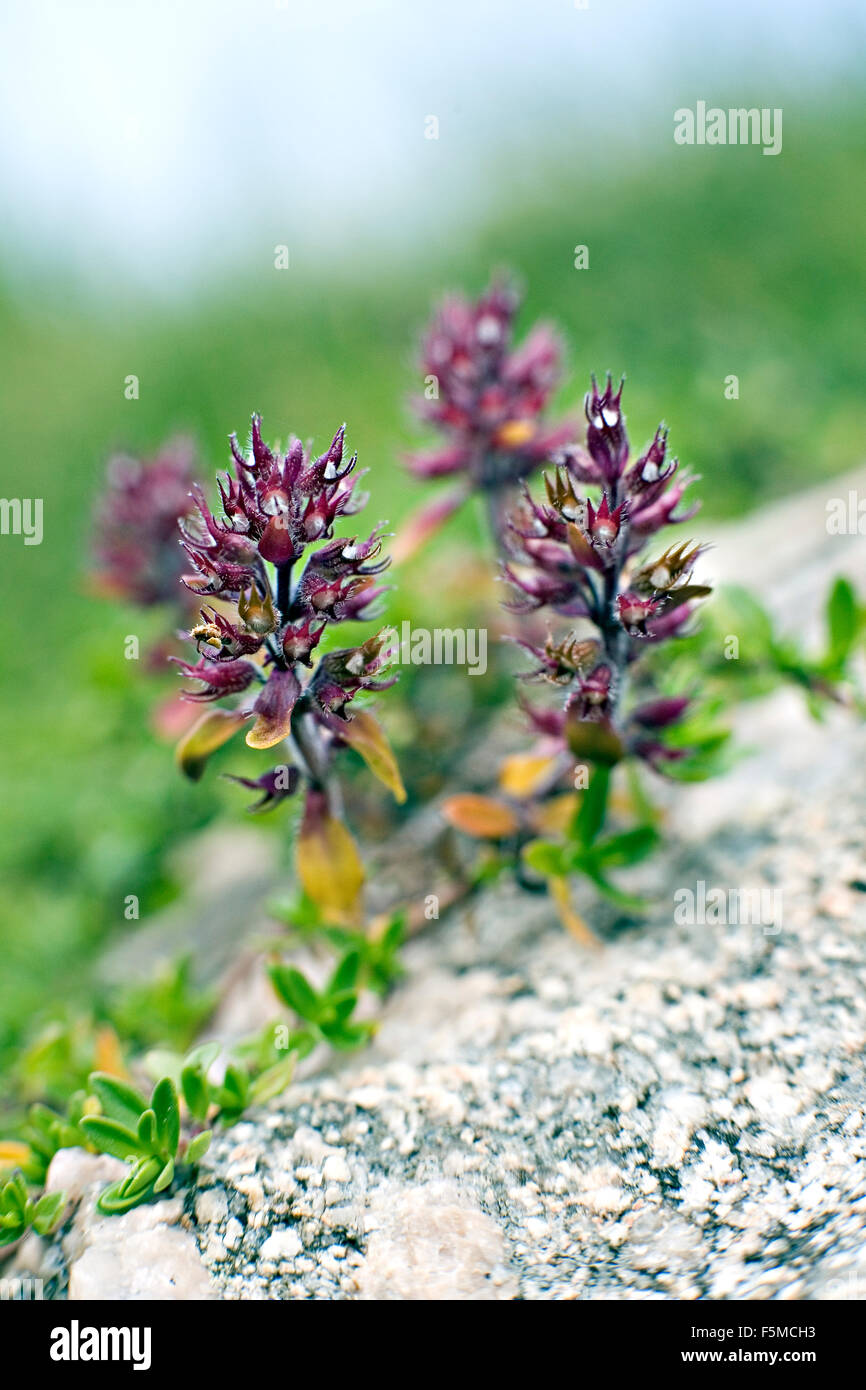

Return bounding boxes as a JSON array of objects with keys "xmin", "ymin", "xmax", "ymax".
[{"xmin": 0, "ymin": 103, "xmax": 864, "ymax": 1085}]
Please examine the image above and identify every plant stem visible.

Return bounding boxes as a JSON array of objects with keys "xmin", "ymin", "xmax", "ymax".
[
  {"xmin": 276, "ymin": 559, "xmax": 293, "ymax": 619},
  {"xmin": 292, "ymin": 708, "xmax": 344, "ymax": 819}
]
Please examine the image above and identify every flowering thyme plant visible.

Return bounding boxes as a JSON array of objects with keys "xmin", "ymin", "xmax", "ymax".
[
  {"xmin": 396, "ymin": 277, "xmax": 574, "ymax": 558},
  {"xmin": 503, "ymin": 373, "xmax": 710, "ymax": 773},
  {"xmin": 440, "ymin": 367, "xmax": 863, "ymax": 938},
  {"xmin": 173, "ymin": 415, "xmax": 405, "ymax": 924},
  {"xmin": 440, "ymin": 374, "xmax": 723, "ymax": 936}
]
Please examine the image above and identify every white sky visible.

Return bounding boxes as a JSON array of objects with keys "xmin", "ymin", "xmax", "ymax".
[{"xmin": 0, "ymin": 0, "xmax": 862, "ymax": 296}]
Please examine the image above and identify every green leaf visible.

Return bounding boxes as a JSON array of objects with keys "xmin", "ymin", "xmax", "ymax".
[
  {"xmin": 184, "ymin": 1041, "xmax": 221, "ymax": 1073},
  {"xmin": 32, "ymin": 1190, "xmax": 66, "ymax": 1235},
  {"xmin": 824, "ymin": 576, "xmax": 859, "ymax": 674},
  {"xmin": 381, "ymin": 912, "xmax": 406, "ymax": 954},
  {"xmin": 329, "ymin": 993, "xmax": 358, "ymax": 1025},
  {"xmin": 580, "ymin": 864, "xmax": 648, "ymax": 914},
  {"xmin": 87, "ymin": 1073, "xmax": 148, "ymax": 1130},
  {"xmin": 1, "ymin": 1173, "xmax": 28, "ymax": 1216},
  {"xmin": 185, "ymin": 1131, "xmax": 212, "ymax": 1164},
  {"xmin": 151, "ymin": 1078, "xmax": 181, "ymax": 1157},
  {"xmin": 248, "ymin": 1057, "xmax": 296, "ymax": 1107},
  {"xmin": 329, "ymin": 948, "xmax": 362, "ymax": 997},
  {"xmin": 522, "ymin": 839, "xmax": 567, "ymax": 878},
  {"xmin": 724, "ymin": 585, "xmax": 775, "ymax": 648},
  {"xmin": 269, "ymin": 965, "xmax": 322, "ymax": 1022},
  {"xmin": 142, "ymin": 1049, "xmax": 184, "ymax": 1088},
  {"xmin": 593, "ymin": 825, "xmax": 660, "ymax": 868},
  {"xmin": 218, "ymin": 1064, "xmax": 250, "ymax": 1111},
  {"xmin": 80, "ymin": 1116, "xmax": 144, "ymax": 1161},
  {"xmin": 95, "ymin": 1179, "xmax": 142, "ymax": 1216},
  {"xmin": 153, "ymin": 1158, "xmax": 174, "ymax": 1194},
  {"xmin": 181, "ymin": 1066, "xmax": 211, "ymax": 1123},
  {"xmin": 319, "ymin": 1019, "xmax": 377, "ymax": 1050},
  {"xmin": 573, "ymin": 764, "xmax": 611, "ymax": 846},
  {"xmin": 119, "ymin": 1156, "xmax": 162, "ymax": 1199},
  {"xmin": 136, "ymin": 1109, "xmax": 157, "ymax": 1151}
]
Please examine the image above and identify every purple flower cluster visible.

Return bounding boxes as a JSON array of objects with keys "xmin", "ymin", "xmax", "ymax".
[
  {"xmin": 92, "ymin": 438, "xmax": 198, "ymax": 606},
  {"xmin": 398, "ymin": 278, "xmax": 574, "ymax": 557},
  {"xmin": 172, "ymin": 416, "xmax": 395, "ymax": 808},
  {"xmin": 504, "ymin": 375, "xmax": 710, "ymax": 772}
]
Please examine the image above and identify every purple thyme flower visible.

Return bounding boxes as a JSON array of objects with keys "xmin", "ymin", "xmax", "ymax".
[
  {"xmin": 503, "ymin": 375, "xmax": 710, "ymax": 774},
  {"xmin": 395, "ymin": 277, "xmax": 575, "ymax": 559},
  {"xmin": 173, "ymin": 416, "xmax": 399, "ymax": 816}
]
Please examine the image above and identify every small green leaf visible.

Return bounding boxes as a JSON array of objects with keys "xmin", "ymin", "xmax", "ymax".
[
  {"xmin": 142, "ymin": 1049, "xmax": 184, "ymax": 1087},
  {"xmin": 153, "ymin": 1158, "xmax": 174, "ymax": 1194},
  {"xmin": 573, "ymin": 764, "xmax": 611, "ymax": 846},
  {"xmin": 319, "ymin": 1019, "xmax": 377, "ymax": 1050},
  {"xmin": 249, "ymin": 1057, "xmax": 296, "ymax": 1107},
  {"xmin": 824, "ymin": 576, "xmax": 859, "ymax": 674},
  {"xmin": 136, "ymin": 1109, "xmax": 157, "ymax": 1151},
  {"xmin": 95, "ymin": 1179, "xmax": 140, "ymax": 1215},
  {"xmin": 151, "ymin": 1078, "xmax": 181, "ymax": 1157},
  {"xmin": 269, "ymin": 965, "xmax": 322, "ymax": 1022},
  {"xmin": 333, "ymin": 992, "xmax": 358, "ymax": 1022},
  {"xmin": 181, "ymin": 1067, "xmax": 211, "ymax": 1123},
  {"xmin": 119, "ymin": 1156, "xmax": 162, "ymax": 1200},
  {"xmin": 581, "ymin": 864, "xmax": 648, "ymax": 914},
  {"xmin": 183, "ymin": 1042, "xmax": 221, "ymax": 1073},
  {"xmin": 522, "ymin": 839, "xmax": 567, "ymax": 878},
  {"xmin": 87, "ymin": 1073, "xmax": 148, "ymax": 1130},
  {"xmin": 381, "ymin": 913, "xmax": 405, "ymax": 953},
  {"xmin": 593, "ymin": 825, "xmax": 660, "ymax": 868},
  {"xmin": 32, "ymin": 1190, "xmax": 66, "ymax": 1235},
  {"xmin": 80, "ymin": 1116, "xmax": 144, "ymax": 1161},
  {"xmin": 219, "ymin": 1064, "xmax": 250, "ymax": 1110},
  {"xmin": 329, "ymin": 948, "xmax": 362, "ymax": 997},
  {"xmin": 185, "ymin": 1131, "xmax": 212, "ymax": 1164},
  {"xmin": 1, "ymin": 1174, "xmax": 29, "ymax": 1216}
]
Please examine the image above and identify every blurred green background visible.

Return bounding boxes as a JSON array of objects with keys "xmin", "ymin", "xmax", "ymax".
[{"xmin": 0, "ymin": 39, "xmax": 864, "ymax": 1103}]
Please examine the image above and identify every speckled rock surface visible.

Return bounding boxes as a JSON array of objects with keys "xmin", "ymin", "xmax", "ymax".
[{"xmin": 182, "ymin": 729, "xmax": 866, "ymax": 1298}]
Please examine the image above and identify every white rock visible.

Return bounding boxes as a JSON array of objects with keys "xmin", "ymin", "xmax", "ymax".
[
  {"xmin": 354, "ymin": 1180, "xmax": 518, "ymax": 1300},
  {"xmin": 259, "ymin": 1227, "xmax": 303, "ymax": 1261},
  {"xmin": 66, "ymin": 1199, "xmax": 217, "ymax": 1300},
  {"xmin": 195, "ymin": 1187, "xmax": 229, "ymax": 1226},
  {"xmin": 322, "ymin": 1152, "xmax": 351, "ymax": 1184}
]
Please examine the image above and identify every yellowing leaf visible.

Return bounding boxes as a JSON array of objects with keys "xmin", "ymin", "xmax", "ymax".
[
  {"xmin": 549, "ymin": 875, "xmax": 600, "ymax": 949},
  {"xmin": 0, "ymin": 1141, "xmax": 31, "ymax": 1171},
  {"xmin": 175, "ymin": 707, "xmax": 250, "ymax": 780},
  {"xmin": 529, "ymin": 793, "xmax": 578, "ymax": 834},
  {"xmin": 498, "ymin": 752, "xmax": 558, "ymax": 799},
  {"xmin": 246, "ymin": 669, "xmax": 300, "ymax": 750},
  {"xmin": 340, "ymin": 710, "xmax": 406, "ymax": 803},
  {"xmin": 441, "ymin": 794, "xmax": 519, "ymax": 839},
  {"xmin": 297, "ymin": 801, "xmax": 365, "ymax": 925},
  {"xmin": 93, "ymin": 1025, "xmax": 127, "ymax": 1079},
  {"xmin": 564, "ymin": 712, "xmax": 624, "ymax": 766}
]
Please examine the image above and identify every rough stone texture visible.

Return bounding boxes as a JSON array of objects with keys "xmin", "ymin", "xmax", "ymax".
[
  {"xmin": 14, "ymin": 1148, "xmax": 218, "ymax": 1300},
  {"xmin": 183, "ymin": 739, "xmax": 866, "ymax": 1299}
]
